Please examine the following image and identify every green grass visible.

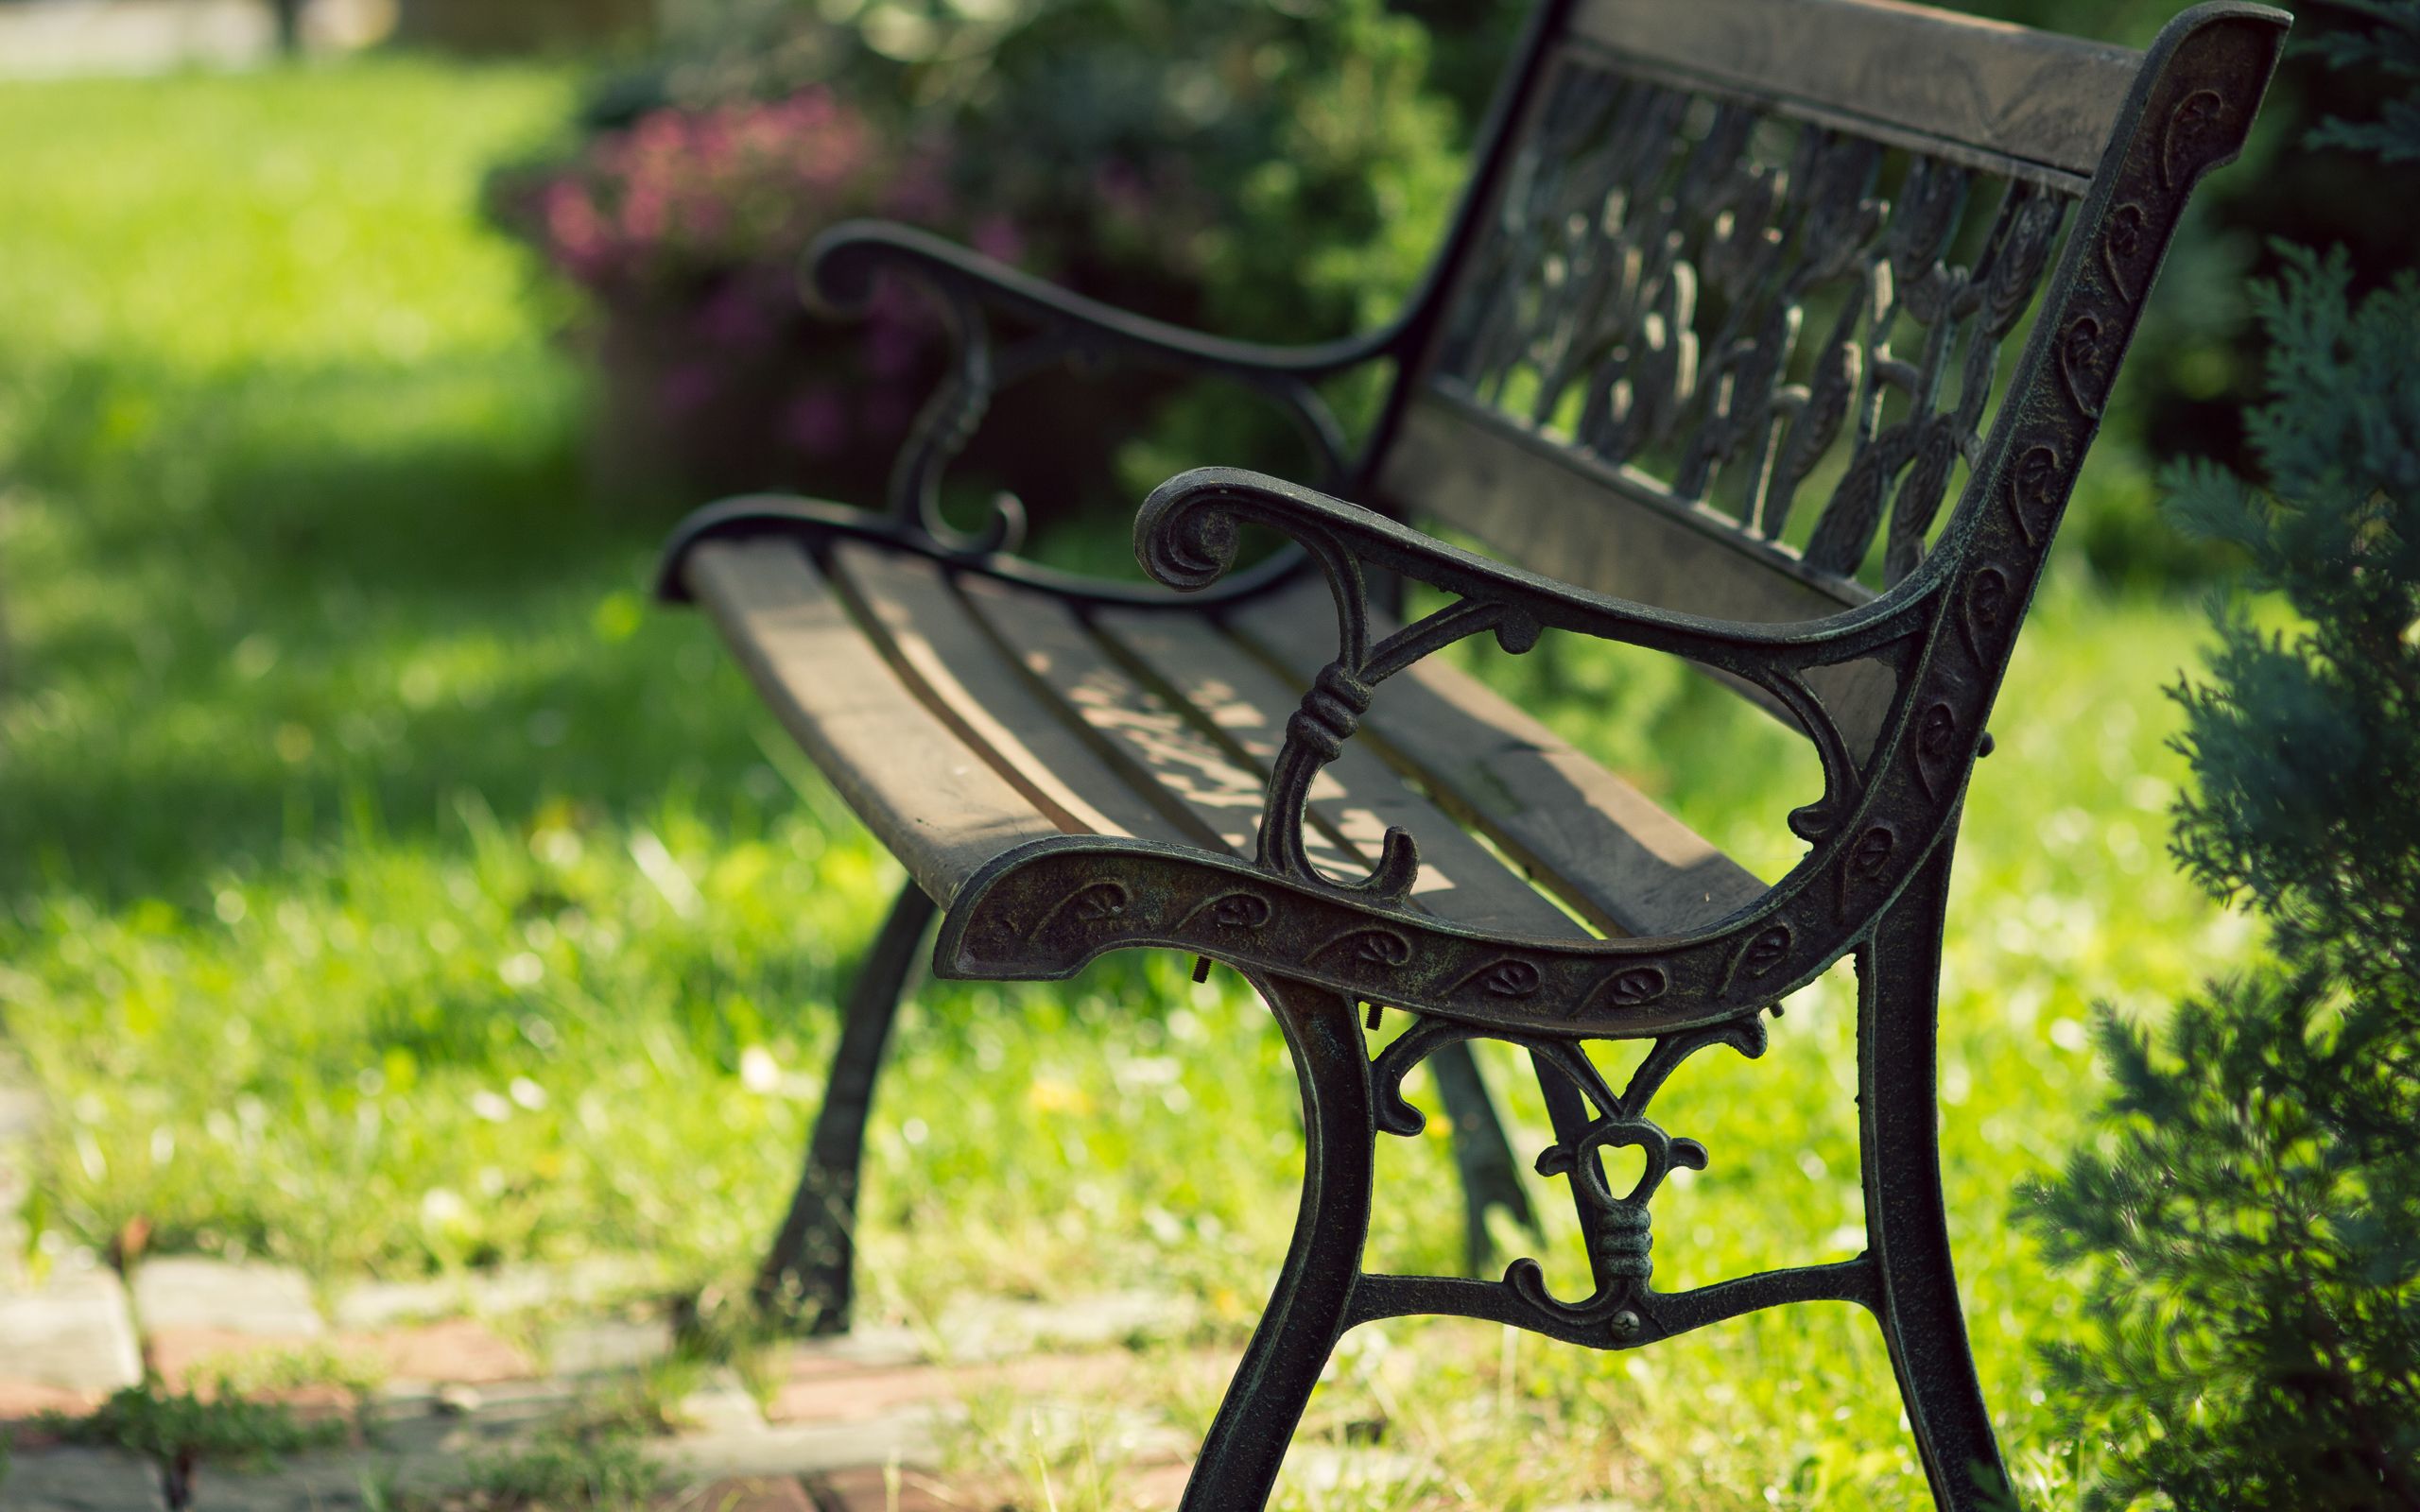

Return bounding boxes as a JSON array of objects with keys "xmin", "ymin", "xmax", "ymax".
[{"xmin": 0, "ymin": 59, "xmax": 2248, "ymax": 1510}]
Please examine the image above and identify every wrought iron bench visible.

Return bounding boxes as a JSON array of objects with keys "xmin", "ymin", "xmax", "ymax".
[{"xmin": 653, "ymin": 0, "xmax": 2284, "ymax": 1503}]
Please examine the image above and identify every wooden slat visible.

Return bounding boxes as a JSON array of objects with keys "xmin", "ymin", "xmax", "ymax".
[
  {"xmin": 1230, "ymin": 580, "xmax": 1768, "ymax": 936},
  {"xmin": 826, "ymin": 544, "xmax": 1182, "ymax": 844},
  {"xmin": 1096, "ymin": 608, "xmax": 1590, "ymax": 940},
  {"xmin": 683, "ymin": 541, "xmax": 1057, "ymax": 903},
  {"xmin": 957, "ymin": 575, "xmax": 1345, "ymax": 871},
  {"xmin": 1571, "ymin": 0, "xmax": 2140, "ymax": 176},
  {"xmin": 1384, "ymin": 392, "xmax": 1868, "ymax": 621},
  {"xmin": 1377, "ymin": 392, "xmax": 1896, "ymax": 753}
]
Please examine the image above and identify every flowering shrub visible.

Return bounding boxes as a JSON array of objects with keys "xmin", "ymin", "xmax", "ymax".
[
  {"xmin": 499, "ymin": 91, "xmax": 956, "ymax": 498},
  {"xmin": 496, "ymin": 0, "xmax": 1464, "ymax": 524},
  {"xmin": 497, "ymin": 80, "xmax": 1230, "ymax": 512}
]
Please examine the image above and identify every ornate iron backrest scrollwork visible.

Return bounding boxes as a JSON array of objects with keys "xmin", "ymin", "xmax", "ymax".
[
  {"xmin": 1432, "ymin": 67, "xmax": 2081, "ymax": 580},
  {"xmin": 941, "ymin": 6, "xmax": 2290, "ymax": 1044},
  {"xmin": 1431, "ymin": 56, "xmax": 2075, "ymax": 590}
]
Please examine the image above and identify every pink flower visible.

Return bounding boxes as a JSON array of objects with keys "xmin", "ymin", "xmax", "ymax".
[
  {"xmin": 621, "ymin": 184, "xmax": 668, "ymax": 243},
  {"xmin": 544, "ymin": 180, "xmax": 613, "ymax": 277}
]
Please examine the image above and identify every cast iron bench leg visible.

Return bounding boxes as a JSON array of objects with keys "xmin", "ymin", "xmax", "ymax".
[
  {"xmin": 755, "ymin": 880, "xmax": 939, "ymax": 1331},
  {"xmin": 754, "ymin": 877, "xmax": 1532, "ymax": 1332},
  {"xmin": 1182, "ymin": 974, "xmax": 1374, "ymax": 1508},
  {"xmin": 1861, "ymin": 845, "xmax": 2013, "ymax": 1510}
]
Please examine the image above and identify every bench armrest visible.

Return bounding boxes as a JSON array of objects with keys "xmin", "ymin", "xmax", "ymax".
[
  {"xmin": 812, "ymin": 221, "xmax": 1400, "ymax": 383},
  {"xmin": 1134, "ymin": 464, "xmax": 1942, "ymax": 897},
  {"xmin": 806, "ymin": 220, "xmax": 1409, "ymax": 553}
]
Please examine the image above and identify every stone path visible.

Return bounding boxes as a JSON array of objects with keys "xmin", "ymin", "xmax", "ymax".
[
  {"xmin": 0, "ymin": 1050, "xmax": 1216, "ymax": 1511},
  {"xmin": 0, "ymin": 1238, "xmax": 1212, "ymax": 1511}
]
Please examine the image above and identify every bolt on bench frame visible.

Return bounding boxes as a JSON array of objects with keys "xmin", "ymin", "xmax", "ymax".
[{"xmin": 656, "ymin": 0, "xmax": 2287, "ymax": 1504}]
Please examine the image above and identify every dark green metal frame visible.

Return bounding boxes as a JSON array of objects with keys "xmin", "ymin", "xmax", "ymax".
[{"xmin": 658, "ymin": 3, "xmax": 2287, "ymax": 1504}]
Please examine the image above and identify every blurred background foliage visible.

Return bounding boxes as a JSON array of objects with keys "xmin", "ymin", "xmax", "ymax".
[{"xmin": 486, "ymin": 0, "xmax": 2415, "ymax": 585}]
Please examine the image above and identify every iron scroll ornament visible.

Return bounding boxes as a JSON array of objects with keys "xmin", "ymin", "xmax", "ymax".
[
  {"xmin": 1348, "ymin": 1009, "xmax": 1881, "ymax": 1353},
  {"xmin": 936, "ymin": 8, "xmax": 2290, "ymax": 1043}
]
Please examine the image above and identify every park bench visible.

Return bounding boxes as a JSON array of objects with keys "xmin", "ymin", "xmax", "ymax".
[{"xmin": 653, "ymin": 0, "xmax": 2285, "ymax": 1503}]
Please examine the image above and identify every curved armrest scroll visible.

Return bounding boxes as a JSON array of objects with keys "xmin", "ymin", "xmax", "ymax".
[
  {"xmin": 807, "ymin": 222, "xmax": 1409, "ymax": 541},
  {"xmin": 1136, "ymin": 466, "xmax": 1939, "ymax": 678},
  {"xmin": 1137, "ymin": 466, "xmax": 1952, "ymax": 885},
  {"xmin": 811, "ymin": 220, "xmax": 1406, "ymax": 382}
]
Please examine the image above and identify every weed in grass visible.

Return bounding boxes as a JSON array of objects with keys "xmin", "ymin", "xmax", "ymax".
[
  {"xmin": 185, "ymin": 1337, "xmax": 388, "ymax": 1421},
  {"xmin": 667, "ymin": 1288, "xmax": 790, "ymax": 1413},
  {"xmin": 41, "ymin": 1381, "xmax": 347, "ymax": 1509},
  {"xmin": 424, "ymin": 1427, "xmax": 663, "ymax": 1511}
]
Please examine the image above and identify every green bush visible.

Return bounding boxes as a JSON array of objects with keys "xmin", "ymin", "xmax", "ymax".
[
  {"xmin": 2017, "ymin": 6, "xmax": 2420, "ymax": 1505},
  {"xmin": 498, "ymin": 0, "xmax": 1461, "ymax": 534}
]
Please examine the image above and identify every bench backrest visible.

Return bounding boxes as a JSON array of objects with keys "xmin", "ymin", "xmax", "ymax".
[{"xmin": 1367, "ymin": 0, "xmax": 2272, "ymax": 736}]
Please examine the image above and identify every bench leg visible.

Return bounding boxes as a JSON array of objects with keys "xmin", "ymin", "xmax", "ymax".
[
  {"xmin": 1859, "ymin": 848, "xmax": 2014, "ymax": 1510},
  {"xmin": 1182, "ymin": 975, "xmax": 1373, "ymax": 1510},
  {"xmin": 754, "ymin": 880, "xmax": 938, "ymax": 1332}
]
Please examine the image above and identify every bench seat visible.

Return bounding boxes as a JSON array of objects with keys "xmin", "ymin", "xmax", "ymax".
[
  {"xmin": 684, "ymin": 537, "xmax": 1767, "ymax": 953},
  {"xmin": 659, "ymin": 1, "xmax": 2289, "ymax": 1500}
]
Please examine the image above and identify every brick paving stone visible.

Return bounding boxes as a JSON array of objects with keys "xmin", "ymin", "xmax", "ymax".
[
  {"xmin": 678, "ymin": 1367, "xmax": 767, "ymax": 1435},
  {"xmin": 183, "ymin": 1452, "xmax": 376, "ymax": 1512},
  {"xmin": 145, "ymin": 1327, "xmax": 325, "ymax": 1394},
  {"xmin": 0, "ymin": 1379, "xmax": 101, "ymax": 1422},
  {"xmin": 0, "ymin": 1445, "xmax": 168, "ymax": 1511},
  {"xmin": 0, "ymin": 1261, "xmax": 143, "ymax": 1392},
  {"xmin": 650, "ymin": 1408, "xmax": 944, "ymax": 1481},
  {"xmin": 323, "ymin": 1277, "xmax": 455, "ymax": 1333},
  {"xmin": 544, "ymin": 1314, "xmax": 672, "ymax": 1374},
  {"xmin": 777, "ymin": 1326, "xmax": 921, "ymax": 1378},
  {"xmin": 330, "ymin": 1255, "xmax": 663, "ymax": 1332},
  {"xmin": 346, "ymin": 1317, "xmax": 535, "ymax": 1386},
  {"xmin": 937, "ymin": 1292, "xmax": 1191, "ymax": 1361},
  {"xmin": 806, "ymin": 1465, "xmax": 969, "ymax": 1512},
  {"xmin": 766, "ymin": 1363, "xmax": 951, "ymax": 1426},
  {"xmin": 766, "ymin": 1345, "xmax": 1163, "ymax": 1426},
  {"xmin": 130, "ymin": 1258, "xmax": 321, "ymax": 1339},
  {"xmin": 656, "ymin": 1475, "xmax": 817, "ymax": 1512}
]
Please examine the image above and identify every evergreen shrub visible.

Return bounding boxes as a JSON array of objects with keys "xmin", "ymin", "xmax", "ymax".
[{"xmin": 2017, "ymin": 5, "xmax": 2420, "ymax": 1506}]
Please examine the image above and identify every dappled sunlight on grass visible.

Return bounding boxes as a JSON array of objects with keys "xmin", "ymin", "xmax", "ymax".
[{"xmin": 0, "ymin": 60, "xmax": 2253, "ymax": 1511}]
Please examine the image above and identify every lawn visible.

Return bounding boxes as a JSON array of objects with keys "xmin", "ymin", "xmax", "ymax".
[{"xmin": 0, "ymin": 59, "xmax": 2248, "ymax": 1510}]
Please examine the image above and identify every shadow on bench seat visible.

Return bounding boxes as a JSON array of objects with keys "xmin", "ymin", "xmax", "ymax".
[{"xmin": 654, "ymin": 0, "xmax": 2287, "ymax": 1503}]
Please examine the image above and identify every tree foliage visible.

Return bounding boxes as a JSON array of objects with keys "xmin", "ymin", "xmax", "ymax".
[{"xmin": 2017, "ymin": 5, "xmax": 2420, "ymax": 1507}]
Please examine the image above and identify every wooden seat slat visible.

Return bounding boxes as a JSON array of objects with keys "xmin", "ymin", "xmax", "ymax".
[
  {"xmin": 681, "ymin": 541, "xmax": 1058, "ymax": 902},
  {"xmin": 956, "ymin": 575, "xmax": 1342, "ymax": 870},
  {"xmin": 1094, "ymin": 607, "xmax": 1590, "ymax": 940},
  {"xmin": 1377, "ymin": 396, "xmax": 1900, "ymax": 756},
  {"xmin": 1228, "ymin": 581, "xmax": 1769, "ymax": 936},
  {"xmin": 825, "ymin": 544, "xmax": 1184, "ymax": 844}
]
